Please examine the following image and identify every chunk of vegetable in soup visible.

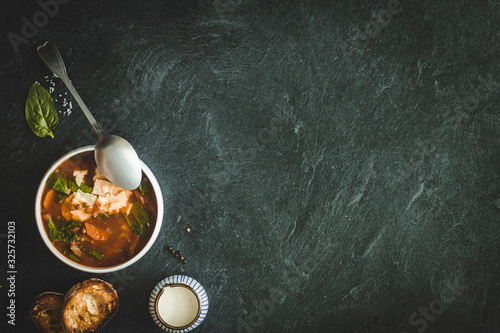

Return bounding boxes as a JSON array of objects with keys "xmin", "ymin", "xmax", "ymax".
[{"xmin": 40, "ymin": 152, "xmax": 157, "ymax": 267}]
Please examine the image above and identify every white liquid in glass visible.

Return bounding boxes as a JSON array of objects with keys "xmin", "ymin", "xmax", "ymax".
[{"xmin": 157, "ymin": 285, "xmax": 200, "ymax": 328}]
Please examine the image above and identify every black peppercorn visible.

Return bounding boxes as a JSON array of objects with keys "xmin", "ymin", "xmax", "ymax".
[{"xmin": 168, "ymin": 246, "xmax": 187, "ymax": 263}]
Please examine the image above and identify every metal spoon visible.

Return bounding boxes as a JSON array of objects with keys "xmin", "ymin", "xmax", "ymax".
[{"xmin": 37, "ymin": 41, "xmax": 142, "ymax": 190}]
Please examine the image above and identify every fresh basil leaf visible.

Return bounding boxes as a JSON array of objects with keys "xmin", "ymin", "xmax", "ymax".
[
  {"xmin": 48, "ymin": 218, "xmax": 56, "ymax": 230},
  {"xmin": 49, "ymin": 227, "xmax": 65, "ymax": 242},
  {"xmin": 46, "ymin": 172, "xmax": 56, "ymax": 185},
  {"xmin": 79, "ymin": 183, "xmax": 92, "ymax": 193},
  {"xmin": 124, "ymin": 214, "xmax": 139, "ymax": 235},
  {"xmin": 138, "ymin": 178, "xmax": 153, "ymax": 195},
  {"xmin": 25, "ymin": 83, "xmax": 59, "ymax": 138},
  {"xmin": 68, "ymin": 180, "xmax": 79, "ymax": 193},
  {"xmin": 61, "ymin": 221, "xmax": 81, "ymax": 230},
  {"xmin": 124, "ymin": 202, "xmax": 150, "ymax": 236},
  {"xmin": 132, "ymin": 202, "xmax": 149, "ymax": 227},
  {"xmin": 52, "ymin": 177, "xmax": 69, "ymax": 194},
  {"xmin": 67, "ymin": 233, "xmax": 78, "ymax": 243},
  {"xmin": 52, "ymin": 175, "xmax": 90, "ymax": 195},
  {"xmin": 47, "ymin": 219, "xmax": 78, "ymax": 243},
  {"xmin": 83, "ymin": 249, "xmax": 104, "ymax": 260},
  {"xmin": 63, "ymin": 248, "xmax": 80, "ymax": 262}
]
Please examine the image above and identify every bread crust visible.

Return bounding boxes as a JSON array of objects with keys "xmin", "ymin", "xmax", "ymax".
[
  {"xmin": 30, "ymin": 292, "xmax": 65, "ymax": 333},
  {"xmin": 61, "ymin": 278, "xmax": 119, "ymax": 333}
]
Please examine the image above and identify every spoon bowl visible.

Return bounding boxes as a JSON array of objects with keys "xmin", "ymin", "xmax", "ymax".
[
  {"xmin": 37, "ymin": 40, "xmax": 141, "ymax": 190},
  {"xmin": 95, "ymin": 133, "xmax": 142, "ymax": 190}
]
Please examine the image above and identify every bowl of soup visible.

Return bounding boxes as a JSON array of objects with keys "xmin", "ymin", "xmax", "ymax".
[{"xmin": 35, "ymin": 146, "xmax": 164, "ymax": 273}]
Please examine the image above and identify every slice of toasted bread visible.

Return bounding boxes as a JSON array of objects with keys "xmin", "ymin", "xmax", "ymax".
[
  {"xmin": 61, "ymin": 278, "xmax": 119, "ymax": 333},
  {"xmin": 30, "ymin": 292, "xmax": 65, "ymax": 333}
]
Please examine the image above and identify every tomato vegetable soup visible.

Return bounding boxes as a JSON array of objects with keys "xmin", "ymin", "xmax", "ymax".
[{"xmin": 40, "ymin": 152, "xmax": 157, "ymax": 267}]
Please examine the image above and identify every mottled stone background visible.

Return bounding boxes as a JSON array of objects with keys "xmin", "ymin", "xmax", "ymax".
[{"xmin": 1, "ymin": 0, "xmax": 499, "ymax": 332}]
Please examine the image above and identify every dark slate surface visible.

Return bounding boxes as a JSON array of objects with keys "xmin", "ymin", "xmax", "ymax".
[{"xmin": 1, "ymin": 0, "xmax": 500, "ymax": 332}]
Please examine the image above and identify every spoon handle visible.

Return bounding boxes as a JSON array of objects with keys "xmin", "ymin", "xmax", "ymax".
[
  {"xmin": 37, "ymin": 41, "xmax": 102, "ymax": 135},
  {"xmin": 60, "ymin": 77, "xmax": 102, "ymax": 134}
]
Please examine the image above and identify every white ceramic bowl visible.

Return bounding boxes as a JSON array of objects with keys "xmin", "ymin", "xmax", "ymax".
[{"xmin": 35, "ymin": 145, "xmax": 163, "ymax": 273}]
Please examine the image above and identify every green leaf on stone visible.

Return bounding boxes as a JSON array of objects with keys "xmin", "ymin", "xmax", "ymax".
[{"xmin": 25, "ymin": 83, "xmax": 59, "ymax": 138}]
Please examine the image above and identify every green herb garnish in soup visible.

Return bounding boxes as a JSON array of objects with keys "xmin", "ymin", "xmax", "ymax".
[
  {"xmin": 138, "ymin": 178, "xmax": 153, "ymax": 195},
  {"xmin": 124, "ymin": 202, "xmax": 151, "ymax": 237},
  {"xmin": 40, "ymin": 152, "xmax": 157, "ymax": 267}
]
